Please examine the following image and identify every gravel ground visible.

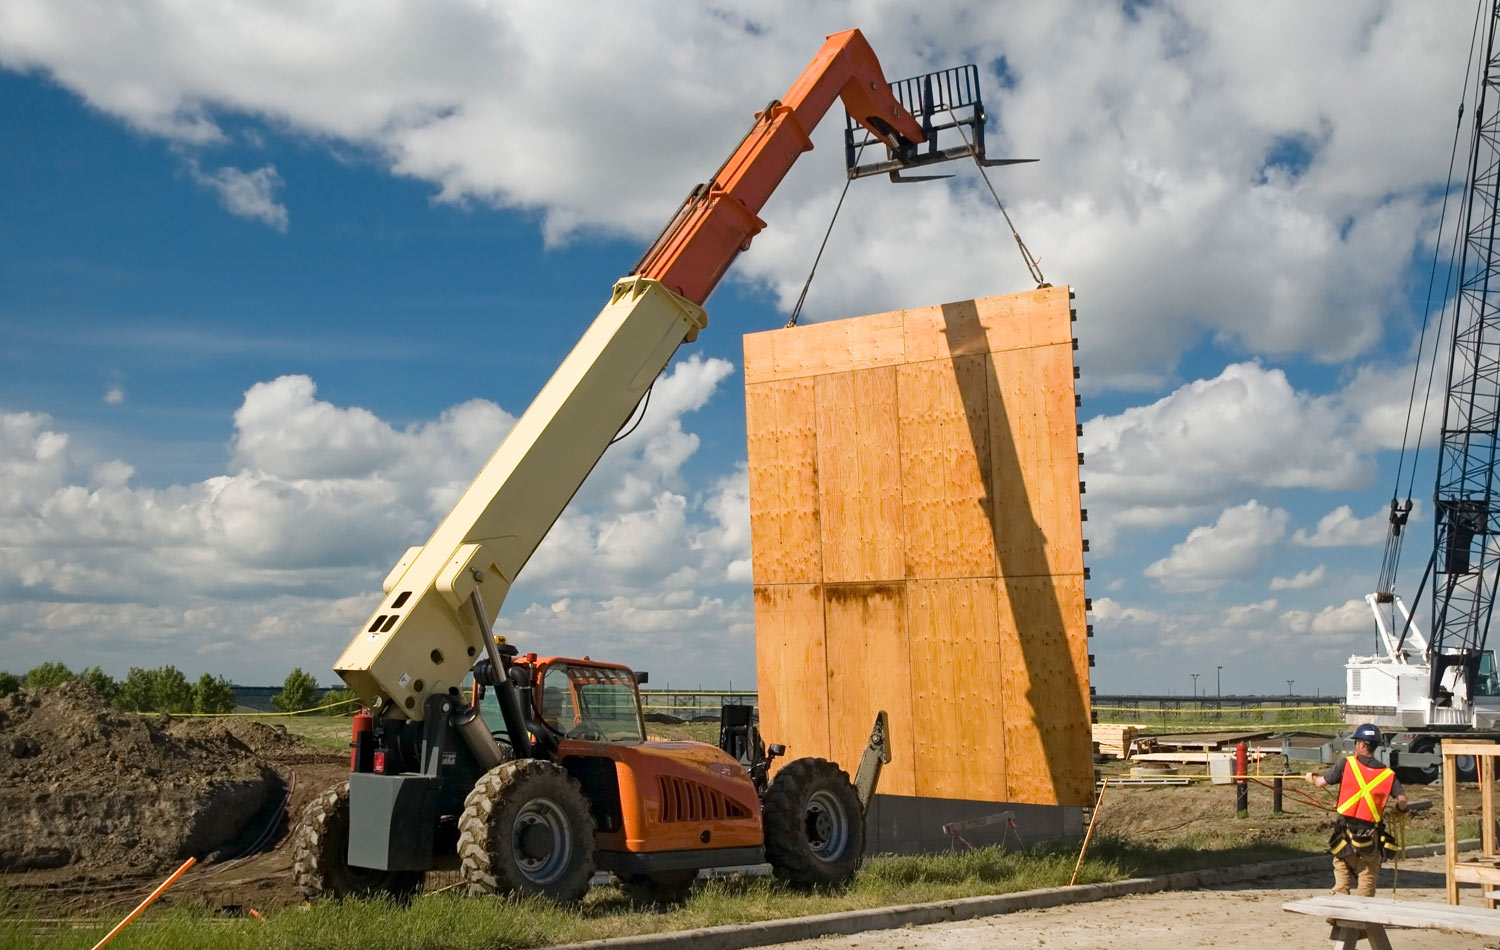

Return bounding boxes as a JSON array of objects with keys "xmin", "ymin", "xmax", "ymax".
[{"xmin": 760, "ymin": 855, "xmax": 1493, "ymax": 950}]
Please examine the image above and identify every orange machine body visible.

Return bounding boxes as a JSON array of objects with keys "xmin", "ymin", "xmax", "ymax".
[
  {"xmin": 516, "ymin": 655, "xmax": 764, "ymax": 857},
  {"xmin": 559, "ymin": 737, "xmax": 764, "ymax": 855}
]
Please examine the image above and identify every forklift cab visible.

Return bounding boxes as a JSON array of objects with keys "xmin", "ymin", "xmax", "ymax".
[{"xmin": 479, "ymin": 655, "xmax": 646, "ymax": 746}]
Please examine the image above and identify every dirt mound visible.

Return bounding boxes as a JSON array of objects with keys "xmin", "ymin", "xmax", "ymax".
[
  {"xmin": 0, "ymin": 683, "xmax": 283, "ymax": 874},
  {"xmin": 168, "ymin": 717, "xmax": 305, "ymax": 759}
]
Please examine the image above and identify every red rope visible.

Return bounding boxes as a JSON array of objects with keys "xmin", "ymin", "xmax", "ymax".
[{"xmin": 1246, "ymin": 776, "xmax": 1336, "ymax": 813}]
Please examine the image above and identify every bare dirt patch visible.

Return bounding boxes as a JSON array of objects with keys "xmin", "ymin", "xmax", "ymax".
[{"xmin": 0, "ymin": 684, "xmax": 287, "ymax": 876}]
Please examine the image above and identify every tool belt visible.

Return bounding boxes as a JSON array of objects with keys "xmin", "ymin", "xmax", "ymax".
[{"xmin": 1329, "ymin": 816, "xmax": 1396, "ymax": 861}]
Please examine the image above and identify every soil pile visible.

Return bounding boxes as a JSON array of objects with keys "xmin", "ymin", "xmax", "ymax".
[{"xmin": 0, "ymin": 683, "xmax": 283, "ymax": 874}]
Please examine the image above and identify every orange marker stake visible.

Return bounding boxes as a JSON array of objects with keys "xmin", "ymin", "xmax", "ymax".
[
  {"xmin": 90, "ymin": 855, "xmax": 196, "ymax": 950},
  {"xmin": 1070, "ymin": 778, "xmax": 1107, "ymax": 887}
]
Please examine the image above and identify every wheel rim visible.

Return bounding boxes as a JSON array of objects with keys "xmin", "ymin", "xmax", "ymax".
[
  {"xmin": 512, "ymin": 797, "xmax": 573, "ymax": 885},
  {"xmin": 1457, "ymin": 754, "xmax": 1478, "ymax": 779},
  {"xmin": 804, "ymin": 789, "xmax": 849, "ymax": 861}
]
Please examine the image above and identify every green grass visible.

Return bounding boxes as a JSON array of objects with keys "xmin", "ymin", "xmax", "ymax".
[
  {"xmin": 4, "ymin": 829, "xmax": 1455, "ymax": 950},
  {"xmin": 260, "ymin": 714, "xmax": 355, "ymax": 749}
]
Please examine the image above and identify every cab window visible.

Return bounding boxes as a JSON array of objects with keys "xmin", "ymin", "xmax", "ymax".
[
  {"xmin": 540, "ymin": 663, "xmax": 644, "ymax": 742},
  {"xmin": 1477, "ymin": 651, "xmax": 1500, "ymax": 698}
]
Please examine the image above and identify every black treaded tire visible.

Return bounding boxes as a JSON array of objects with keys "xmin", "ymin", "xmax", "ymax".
[
  {"xmin": 1395, "ymin": 736, "xmax": 1439, "ymax": 787},
  {"xmin": 291, "ymin": 781, "xmax": 424, "ymax": 902},
  {"xmin": 457, "ymin": 759, "xmax": 597, "ymax": 902},
  {"xmin": 762, "ymin": 757, "xmax": 864, "ymax": 888},
  {"xmin": 612, "ymin": 869, "xmax": 698, "ymax": 903}
]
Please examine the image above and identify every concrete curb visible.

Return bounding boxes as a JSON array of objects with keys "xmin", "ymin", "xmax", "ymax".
[{"xmin": 550, "ymin": 840, "xmax": 1480, "ymax": 950}]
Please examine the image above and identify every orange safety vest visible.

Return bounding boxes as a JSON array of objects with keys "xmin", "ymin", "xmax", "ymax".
[{"xmin": 1335, "ymin": 755, "xmax": 1396, "ymax": 823}]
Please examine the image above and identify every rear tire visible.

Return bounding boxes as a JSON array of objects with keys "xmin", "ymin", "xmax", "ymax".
[
  {"xmin": 457, "ymin": 759, "xmax": 596, "ymax": 902},
  {"xmin": 613, "ymin": 869, "xmax": 698, "ymax": 903},
  {"xmin": 291, "ymin": 781, "xmax": 424, "ymax": 902},
  {"xmin": 1395, "ymin": 736, "xmax": 1439, "ymax": 786},
  {"xmin": 762, "ymin": 757, "xmax": 864, "ymax": 888}
]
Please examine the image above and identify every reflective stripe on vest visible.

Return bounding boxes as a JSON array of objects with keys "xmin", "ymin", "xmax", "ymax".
[{"xmin": 1336, "ymin": 755, "xmax": 1395, "ymax": 823}]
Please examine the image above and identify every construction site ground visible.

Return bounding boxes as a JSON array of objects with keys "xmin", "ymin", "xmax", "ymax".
[
  {"xmin": 0, "ymin": 687, "xmax": 1487, "ymax": 941},
  {"xmin": 759, "ymin": 854, "xmax": 1486, "ymax": 950}
]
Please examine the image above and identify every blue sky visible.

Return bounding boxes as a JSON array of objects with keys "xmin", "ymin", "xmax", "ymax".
[{"xmin": 0, "ymin": 1, "xmax": 1479, "ymax": 694}]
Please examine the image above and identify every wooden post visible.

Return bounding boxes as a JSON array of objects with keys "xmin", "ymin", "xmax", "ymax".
[
  {"xmin": 1235, "ymin": 740, "xmax": 1248, "ymax": 818},
  {"xmin": 1273, "ymin": 776, "xmax": 1284, "ymax": 814},
  {"xmin": 1485, "ymin": 754, "xmax": 1497, "ymax": 910},
  {"xmin": 1446, "ymin": 747, "xmax": 1460, "ymax": 905}
]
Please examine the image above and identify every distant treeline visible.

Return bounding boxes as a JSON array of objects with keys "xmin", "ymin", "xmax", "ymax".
[{"xmin": 0, "ymin": 663, "xmax": 358, "ymax": 715}]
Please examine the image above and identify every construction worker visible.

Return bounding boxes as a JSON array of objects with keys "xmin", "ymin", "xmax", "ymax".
[{"xmin": 1306, "ymin": 723, "xmax": 1408, "ymax": 897}]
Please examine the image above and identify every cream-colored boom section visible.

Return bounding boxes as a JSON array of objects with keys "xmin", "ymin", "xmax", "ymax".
[{"xmin": 335, "ymin": 277, "xmax": 708, "ymax": 718}]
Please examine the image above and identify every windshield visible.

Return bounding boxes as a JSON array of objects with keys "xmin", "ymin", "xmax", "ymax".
[
  {"xmin": 1477, "ymin": 651, "xmax": 1500, "ymax": 699},
  {"xmin": 540, "ymin": 663, "xmax": 644, "ymax": 742}
]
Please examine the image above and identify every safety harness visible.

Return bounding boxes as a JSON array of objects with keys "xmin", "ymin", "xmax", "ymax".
[{"xmin": 1330, "ymin": 755, "xmax": 1399, "ymax": 860}]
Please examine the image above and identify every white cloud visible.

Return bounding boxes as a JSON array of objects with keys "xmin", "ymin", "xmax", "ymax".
[
  {"xmin": 1282, "ymin": 598, "xmax": 1370, "ymax": 639},
  {"xmin": 1083, "ymin": 364, "xmax": 1368, "ymax": 547},
  {"xmin": 1144, "ymin": 500, "xmax": 1290, "ymax": 591},
  {"xmin": 1293, "ymin": 504, "xmax": 1402, "ymax": 548},
  {"xmin": 102, "ymin": 385, "xmax": 124, "ymax": 405},
  {"xmin": 1092, "ymin": 594, "xmax": 1357, "ymax": 693},
  {"xmin": 0, "ymin": 356, "xmax": 749, "ymax": 683},
  {"xmin": 0, "ymin": 3, "xmax": 1466, "ymax": 382},
  {"xmin": 188, "ymin": 162, "xmax": 288, "ymax": 231},
  {"xmin": 1269, "ymin": 565, "xmax": 1326, "ymax": 591}
]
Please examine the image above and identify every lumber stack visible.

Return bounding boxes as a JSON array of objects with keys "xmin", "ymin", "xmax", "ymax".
[
  {"xmin": 744, "ymin": 286, "xmax": 1093, "ymax": 808},
  {"xmin": 1092, "ymin": 723, "xmax": 1139, "ymax": 760}
]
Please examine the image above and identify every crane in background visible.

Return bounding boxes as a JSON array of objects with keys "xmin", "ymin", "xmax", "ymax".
[{"xmin": 1342, "ymin": 0, "xmax": 1500, "ymax": 784}]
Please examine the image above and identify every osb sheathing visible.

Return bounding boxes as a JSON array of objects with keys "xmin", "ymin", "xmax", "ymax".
[{"xmin": 744, "ymin": 286, "xmax": 1093, "ymax": 807}]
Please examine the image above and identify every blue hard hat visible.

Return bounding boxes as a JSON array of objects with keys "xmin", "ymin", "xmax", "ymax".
[{"xmin": 1352, "ymin": 723, "xmax": 1382, "ymax": 745}]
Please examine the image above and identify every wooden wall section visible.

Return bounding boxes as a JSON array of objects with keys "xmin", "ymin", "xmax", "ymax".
[{"xmin": 745, "ymin": 286, "xmax": 1093, "ymax": 809}]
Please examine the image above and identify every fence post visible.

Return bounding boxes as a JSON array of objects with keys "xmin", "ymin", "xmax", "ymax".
[
  {"xmin": 1235, "ymin": 741, "xmax": 1249, "ymax": 818},
  {"xmin": 1272, "ymin": 777, "xmax": 1283, "ymax": 814}
]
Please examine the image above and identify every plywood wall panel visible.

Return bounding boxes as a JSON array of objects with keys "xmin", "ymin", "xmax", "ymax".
[
  {"xmin": 906, "ymin": 578, "xmax": 1007, "ymax": 801},
  {"xmin": 752, "ymin": 583, "xmax": 829, "ymax": 762},
  {"xmin": 814, "ymin": 367, "xmax": 904, "ymax": 583},
  {"xmin": 745, "ymin": 379, "xmax": 821, "ymax": 585},
  {"xmin": 987, "ymin": 343, "xmax": 1084, "ymax": 578},
  {"xmin": 743, "ymin": 309, "xmax": 905, "ymax": 384},
  {"xmin": 996, "ymin": 574, "xmax": 1094, "ymax": 806},
  {"xmin": 897, "ymin": 355, "xmax": 997, "ymax": 580},
  {"xmin": 822, "ymin": 583, "xmax": 917, "ymax": 797},
  {"xmin": 746, "ymin": 285, "xmax": 1090, "ymax": 811},
  {"xmin": 903, "ymin": 286, "xmax": 1074, "ymax": 362}
]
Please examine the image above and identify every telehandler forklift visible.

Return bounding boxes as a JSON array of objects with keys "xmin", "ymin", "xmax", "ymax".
[{"xmin": 291, "ymin": 28, "xmax": 1025, "ymax": 902}]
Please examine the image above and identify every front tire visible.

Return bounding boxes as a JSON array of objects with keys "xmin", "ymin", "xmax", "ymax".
[
  {"xmin": 457, "ymin": 760, "xmax": 596, "ymax": 902},
  {"xmin": 762, "ymin": 757, "xmax": 864, "ymax": 888},
  {"xmin": 291, "ymin": 781, "xmax": 424, "ymax": 901}
]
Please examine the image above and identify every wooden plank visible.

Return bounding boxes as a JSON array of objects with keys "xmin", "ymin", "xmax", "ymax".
[
  {"xmin": 1454, "ymin": 863, "xmax": 1500, "ymax": 886},
  {"xmin": 822, "ymin": 582, "xmax": 916, "ymax": 797},
  {"xmin": 906, "ymin": 578, "xmax": 1007, "ymax": 802},
  {"xmin": 815, "ymin": 367, "xmax": 904, "ymax": 583},
  {"xmin": 1284, "ymin": 896, "xmax": 1500, "ymax": 936},
  {"xmin": 896, "ymin": 354, "xmax": 997, "ymax": 580},
  {"xmin": 745, "ymin": 379, "xmax": 820, "ymax": 585},
  {"xmin": 998, "ymin": 573, "xmax": 1094, "ymax": 805},
  {"xmin": 742, "ymin": 308, "xmax": 905, "ymax": 384},
  {"xmin": 987, "ymin": 342, "xmax": 1084, "ymax": 578},
  {"xmin": 902, "ymin": 286, "xmax": 1074, "ymax": 362},
  {"xmin": 752, "ymin": 584, "xmax": 828, "ymax": 764},
  {"xmin": 1448, "ymin": 751, "xmax": 1461, "ymax": 904},
  {"xmin": 1443, "ymin": 741, "xmax": 1500, "ymax": 756}
]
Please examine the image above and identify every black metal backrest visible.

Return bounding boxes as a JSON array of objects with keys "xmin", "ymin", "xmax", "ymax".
[{"xmin": 847, "ymin": 64, "xmax": 1014, "ymax": 181}]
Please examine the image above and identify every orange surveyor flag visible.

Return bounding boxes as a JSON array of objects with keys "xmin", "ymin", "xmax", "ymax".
[{"xmin": 1336, "ymin": 756, "xmax": 1395, "ymax": 822}]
